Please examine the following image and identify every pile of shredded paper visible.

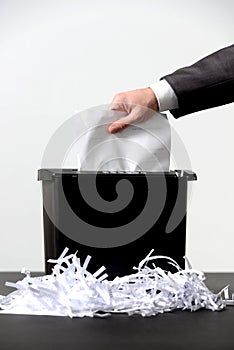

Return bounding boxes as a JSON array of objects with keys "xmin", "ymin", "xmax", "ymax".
[{"xmin": 0, "ymin": 248, "xmax": 233, "ymax": 318}]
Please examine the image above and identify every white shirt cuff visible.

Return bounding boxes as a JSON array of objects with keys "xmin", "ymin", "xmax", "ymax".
[{"xmin": 149, "ymin": 79, "xmax": 178, "ymax": 112}]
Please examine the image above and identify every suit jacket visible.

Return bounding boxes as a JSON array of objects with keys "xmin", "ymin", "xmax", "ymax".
[{"xmin": 163, "ymin": 44, "xmax": 234, "ymax": 118}]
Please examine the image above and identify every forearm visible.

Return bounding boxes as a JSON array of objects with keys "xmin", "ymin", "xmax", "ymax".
[{"xmin": 162, "ymin": 44, "xmax": 234, "ymax": 117}]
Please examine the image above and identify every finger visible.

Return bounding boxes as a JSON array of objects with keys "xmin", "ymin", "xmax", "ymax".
[
  {"xmin": 109, "ymin": 92, "xmax": 126, "ymax": 111},
  {"xmin": 109, "ymin": 101, "xmax": 124, "ymax": 111}
]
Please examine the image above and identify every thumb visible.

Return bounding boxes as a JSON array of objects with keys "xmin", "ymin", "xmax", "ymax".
[{"xmin": 108, "ymin": 114, "xmax": 134, "ymax": 134}]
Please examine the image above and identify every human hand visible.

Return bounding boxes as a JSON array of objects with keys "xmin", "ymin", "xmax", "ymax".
[{"xmin": 108, "ymin": 87, "xmax": 159, "ymax": 133}]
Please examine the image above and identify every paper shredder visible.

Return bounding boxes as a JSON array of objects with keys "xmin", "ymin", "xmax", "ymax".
[{"xmin": 38, "ymin": 169, "xmax": 197, "ymax": 278}]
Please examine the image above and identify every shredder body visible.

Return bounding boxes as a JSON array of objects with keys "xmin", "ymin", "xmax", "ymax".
[{"xmin": 38, "ymin": 169, "xmax": 196, "ymax": 278}]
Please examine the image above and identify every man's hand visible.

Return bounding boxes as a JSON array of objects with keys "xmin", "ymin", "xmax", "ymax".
[{"xmin": 108, "ymin": 87, "xmax": 159, "ymax": 133}]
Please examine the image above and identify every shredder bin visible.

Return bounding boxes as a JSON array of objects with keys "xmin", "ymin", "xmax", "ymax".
[{"xmin": 38, "ymin": 169, "xmax": 197, "ymax": 278}]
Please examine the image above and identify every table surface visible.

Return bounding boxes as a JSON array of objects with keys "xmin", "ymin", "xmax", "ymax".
[{"xmin": 0, "ymin": 272, "xmax": 234, "ymax": 350}]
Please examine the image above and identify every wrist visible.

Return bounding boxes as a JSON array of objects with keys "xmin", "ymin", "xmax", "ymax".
[{"xmin": 146, "ymin": 87, "xmax": 159, "ymax": 111}]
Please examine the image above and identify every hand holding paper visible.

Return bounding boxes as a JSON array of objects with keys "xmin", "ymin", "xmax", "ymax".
[{"xmin": 108, "ymin": 88, "xmax": 158, "ymax": 133}]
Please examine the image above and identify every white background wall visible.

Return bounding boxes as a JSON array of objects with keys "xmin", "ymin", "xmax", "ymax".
[{"xmin": 0, "ymin": 0, "xmax": 233, "ymax": 271}]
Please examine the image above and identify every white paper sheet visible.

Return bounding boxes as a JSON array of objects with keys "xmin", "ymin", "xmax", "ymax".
[{"xmin": 63, "ymin": 108, "xmax": 171, "ymax": 171}]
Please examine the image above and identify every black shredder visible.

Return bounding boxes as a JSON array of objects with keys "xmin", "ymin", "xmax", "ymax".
[{"xmin": 38, "ymin": 169, "xmax": 196, "ymax": 278}]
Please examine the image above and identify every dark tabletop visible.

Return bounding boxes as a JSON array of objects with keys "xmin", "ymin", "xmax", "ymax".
[{"xmin": 0, "ymin": 272, "xmax": 234, "ymax": 350}]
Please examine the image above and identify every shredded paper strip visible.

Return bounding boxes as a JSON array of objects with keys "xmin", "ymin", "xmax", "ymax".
[{"xmin": 0, "ymin": 248, "xmax": 233, "ymax": 318}]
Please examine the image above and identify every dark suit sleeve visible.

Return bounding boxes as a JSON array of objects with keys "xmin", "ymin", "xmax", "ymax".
[{"xmin": 163, "ymin": 44, "xmax": 234, "ymax": 118}]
